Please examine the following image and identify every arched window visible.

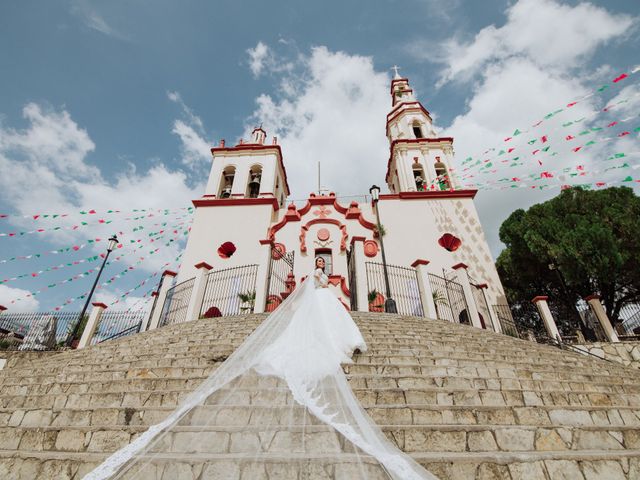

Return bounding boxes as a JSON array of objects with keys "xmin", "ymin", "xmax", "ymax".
[
  {"xmin": 412, "ymin": 165, "xmax": 426, "ymax": 191},
  {"xmin": 246, "ymin": 165, "xmax": 262, "ymax": 198},
  {"xmin": 314, "ymin": 248, "xmax": 333, "ymax": 275},
  {"xmin": 434, "ymin": 157, "xmax": 451, "ymax": 190},
  {"xmin": 218, "ymin": 166, "xmax": 235, "ymax": 198},
  {"xmin": 412, "ymin": 121, "xmax": 424, "ymax": 139}
]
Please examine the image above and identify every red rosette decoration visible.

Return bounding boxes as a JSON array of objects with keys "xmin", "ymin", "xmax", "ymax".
[
  {"xmin": 202, "ymin": 306, "xmax": 222, "ymax": 318},
  {"xmin": 438, "ymin": 233, "xmax": 461, "ymax": 252},
  {"xmin": 217, "ymin": 241, "xmax": 237, "ymax": 258}
]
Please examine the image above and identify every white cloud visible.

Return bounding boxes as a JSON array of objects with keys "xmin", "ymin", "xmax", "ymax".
[
  {"xmin": 248, "ymin": 41, "xmax": 270, "ymax": 77},
  {"xmin": 94, "ymin": 290, "xmax": 152, "ymax": 312},
  {"xmin": 432, "ymin": 0, "xmax": 635, "ymax": 86},
  {"xmin": 0, "ymin": 285, "xmax": 40, "ymax": 312},
  {"xmin": 249, "ymin": 46, "xmax": 390, "ymax": 199},
  {"xmin": 0, "ymin": 103, "xmax": 201, "ymax": 273},
  {"xmin": 416, "ymin": 0, "xmax": 638, "ymax": 257},
  {"xmin": 246, "ymin": 41, "xmax": 294, "ymax": 79},
  {"xmin": 71, "ymin": 0, "xmax": 128, "ymax": 41},
  {"xmin": 167, "ymin": 91, "xmax": 211, "ymax": 168}
]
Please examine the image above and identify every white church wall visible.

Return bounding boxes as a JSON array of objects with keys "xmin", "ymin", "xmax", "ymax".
[{"xmin": 177, "ymin": 203, "xmax": 274, "ymax": 283}]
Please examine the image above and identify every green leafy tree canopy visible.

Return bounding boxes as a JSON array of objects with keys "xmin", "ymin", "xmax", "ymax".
[{"xmin": 496, "ymin": 186, "xmax": 640, "ymax": 327}]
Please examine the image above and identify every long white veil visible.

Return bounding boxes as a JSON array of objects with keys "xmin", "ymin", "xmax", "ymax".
[{"xmin": 85, "ymin": 272, "xmax": 437, "ymax": 479}]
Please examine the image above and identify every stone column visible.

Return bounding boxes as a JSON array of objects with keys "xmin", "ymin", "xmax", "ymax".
[
  {"xmin": 351, "ymin": 237, "xmax": 369, "ymax": 312},
  {"xmin": 148, "ymin": 270, "xmax": 177, "ymax": 330},
  {"xmin": 185, "ymin": 262, "xmax": 213, "ymax": 322},
  {"xmin": 531, "ymin": 296, "xmax": 561, "ymax": 342},
  {"xmin": 254, "ymin": 240, "xmax": 273, "ymax": 314},
  {"xmin": 452, "ymin": 263, "xmax": 482, "ymax": 329},
  {"xmin": 411, "ymin": 259, "xmax": 437, "ymax": 319},
  {"xmin": 77, "ymin": 302, "xmax": 107, "ymax": 349},
  {"xmin": 585, "ymin": 294, "xmax": 619, "ymax": 343},
  {"xmin": 477, "ymin": 283, "xmax": 502, "ymax": 334}
]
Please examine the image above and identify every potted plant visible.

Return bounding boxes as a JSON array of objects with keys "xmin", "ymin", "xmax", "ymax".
[
  {"xmin": 238, "ymin": 291, "xmax": 256, "ymax": 313},
  {"xmin": 368, "ymin": 289, "xmax": 385, "ymax": 312}
]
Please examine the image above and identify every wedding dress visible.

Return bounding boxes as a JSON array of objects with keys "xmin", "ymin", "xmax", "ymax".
[{"xmin": 85, "ymin": 268, "xmax": 437, "ymax": 479}]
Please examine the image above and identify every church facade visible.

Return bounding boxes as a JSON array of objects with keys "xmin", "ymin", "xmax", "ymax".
[{"xmin": 159, "ymin": 74, "xmax": 508, "ymax": 333}]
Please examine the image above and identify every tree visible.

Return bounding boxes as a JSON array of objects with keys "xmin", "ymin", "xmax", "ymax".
[{"xmin": 496, "ymin": 186, "xmax": 640, "ymax": 330}]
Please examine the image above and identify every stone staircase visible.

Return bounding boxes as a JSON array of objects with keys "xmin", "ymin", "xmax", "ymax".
[{"xmin": 0, "ymin": 312, "xmax": 639, "ymax": 479}]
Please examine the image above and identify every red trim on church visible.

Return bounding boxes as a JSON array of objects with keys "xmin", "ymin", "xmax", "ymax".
[
  {"xmin": 385, "ymin": 137, "xmax": 455, "ymax": 183},
  {"xmin": 299, "ymin": 218, "xmax": 348, "ymax": 252},
  {"xmin": 379, "ymin": 190, "xmax": 478, "ymax": 200},
  {"xmin": 267, "ymin": 193, "xmax": 378, "ymax": 241},
  {"xmin": 452, "ymin": 262, "xmax": 468, "ymax": 270},
  {"xmin": 91, "ymin": 302, "xmax": 108, "ymax": 309},
  {"xmin": 411, "ymin": 259, "xmax": 430, "ymax": 268},
  {"xmin": 210, "ymin": 144, "xmax": 291, "ymax": 194},
  {"xmin": 386, "ymin": 103, "xmax": 433, "ymax": 129},
  {"xmin": 163, "ymin": 270, "xmax": 177, "ymax": 277},
  {"xmin": 584, "ymin": 294, "xmax": 601, "ymax": 302},
  {"xmin": 192, "ymin": 197, "xmax": 279, "ymax": 210},
  {"xmin": 194, "ymin": 262, "xmax": 213, "ymax": 270},
  {"xmin": 531, "ymin": 295, "xmax": 549, "ymax": 303}
]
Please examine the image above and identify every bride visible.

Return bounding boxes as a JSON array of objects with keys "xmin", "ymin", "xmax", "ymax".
[{"xmin": 86, "ymin": 257, "xmax": 437, "ymax": 479}]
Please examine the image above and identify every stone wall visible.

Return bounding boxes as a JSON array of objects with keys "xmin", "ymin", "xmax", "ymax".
[{"xmin": 573, "ymin": 341, "xmax": 640, "ymax": 369}]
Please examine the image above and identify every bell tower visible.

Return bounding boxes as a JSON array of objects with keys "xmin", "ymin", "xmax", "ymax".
[{"xmin": 385, "ymin": 69, "xmax": 458, "ymax": 193}]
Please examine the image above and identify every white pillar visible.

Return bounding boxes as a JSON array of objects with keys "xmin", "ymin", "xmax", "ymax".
[
  {"xmin": 231, "ymin": 164, "xmax": 250, "ymax": 197},
  {"xmin": 478, "ymin": 283, "xmax": 502, "ymax": 334},
  {"xmin": 585, "ymin": 294, "xmax": 619, "ymax": 343},
  {"xmin": 185, "ymin": 262, "xmax": 213, "ymax": 322},
  {"xmin": 254, "ymin": 240, "xmax": 273, "ymax": 314},
  {"xmin": 140, "ymin": 291, "xmax": 159, "ymax": 332},
  {"xmin": 452, "ymin": 263, "xmax": 482, "ymax": 329},
  {"xmin": 351, "ymin": 237, "xmax": 369, "ymax": 312},
  {"xmin": 148, "ymin": 270, "xmax": 177, "ymax": 330},
  {"xmin": 77, "ymin": 302, "xmax": 107, "ymax": 349},
  {"xmin": 412, "ymin": 259, "xmax": 437, "ymax": 319},
  {"xmin": 532, "ymin": 295, "xmax": 561, "ymax": 341}
]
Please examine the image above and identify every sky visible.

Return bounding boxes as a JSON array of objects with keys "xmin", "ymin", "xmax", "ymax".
[{"xmin": 0, "ymin": 0, "xmax": 638, "ymax": 312}]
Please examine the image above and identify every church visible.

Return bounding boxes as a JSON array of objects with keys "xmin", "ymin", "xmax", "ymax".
[{"xmin": 151, "ymin": 72, "xmax": 508, "ymax": 333}]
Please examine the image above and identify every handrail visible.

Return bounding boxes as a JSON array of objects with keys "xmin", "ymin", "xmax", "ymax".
[
  {"xmin": 539, "ymin": 334, "xmax": 613, "ymax": 363},
  {"xmin": 98, "ymin": 322, "xmax": 141, "ymax": 344}
]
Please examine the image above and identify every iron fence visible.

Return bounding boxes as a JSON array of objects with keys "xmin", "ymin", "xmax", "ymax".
[
  {"xmin": 265, "ymin": 246, "xmax": 295, "ymax": 312},
  {"xmin": 619, "ymin": 303, "xmax": 640, "ymax": 338},
  {"xmin": 0, "ymin": 312, "xmax": 82, "ymax": 351},
  {"xmin": 158, "ymin": 277, "xmax": 195, "ymax": 328},
  {"xmin": 91, "ymin": 311, "xmax": 147, "ymax": 345},
  {"xmin": 492, "ymin": 304, "xmax": 520, "ymax": 338},
  {"xmin": 428, "ymin": 273, "xmax": 468, "ymax": 324},
  {"xmin": 200, "ymin": 264, "xmax": 259, "ymax": 317},
  {"xmin": 365, "ymin": 262, "xmax": 424, "ymax": 317},
  {"xmin": 346, "ymin": 247, "xmax": 358, "ymax": 311},
  {"xmin": 577, "ymin": 299, "xmax": 607, "ymax": 342}
]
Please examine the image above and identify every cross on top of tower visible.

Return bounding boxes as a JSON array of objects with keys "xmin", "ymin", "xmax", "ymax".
[{"xmin": 391, "ymin": 65, "xmax": 401, "ymax": 79}]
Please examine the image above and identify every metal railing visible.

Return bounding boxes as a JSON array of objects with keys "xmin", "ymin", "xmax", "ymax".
[
  {"xmin": 346, "ymin": 247, "xmax": 358, "ymax": 311},
  {"xmin": 265, "ymin": 247, "xmax": 295, "ymax": 312},
  {"xmin": 365, "ymin": 262, "xmax": 424, "ymax": 317},
  {"xmin": 0, "ymin": 312, "xmax": 82, "ymax": 351},
  {"xmin": 158, "ymin": 278, "xmax": 195, "ymax": 328},
  {"xmin": 492, "ymin": 304, "xmax": 520, "ymax": 338},
  {"xmin": 428, "ymin": 273, "xmax": 468, "ymax": 324},
  {"xmin": 200, "ymin": 264, "xmax": 259, "ymax": 317},
  {"xmin": 91, "ymin": 311, "xmax": 147, "ymax": 345}
]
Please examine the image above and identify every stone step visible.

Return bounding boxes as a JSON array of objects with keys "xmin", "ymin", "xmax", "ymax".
[
  {"xmin": 5, "ymin": 351, "xmax": 632, "ymax": 381},
  {"xmin": 1, "ymin": 448, "xmax": 639, "ymax": 480},
  {"xmin": 1, "ymin": 385, "xmax": 638, "ymax": 412},
  {"xmin": 3, "ymin": 404, "xmax": 639, "ymax": 429},
  {"xmin": 1, "ymin": 423, "xmax": 639, "ymax": 455}
]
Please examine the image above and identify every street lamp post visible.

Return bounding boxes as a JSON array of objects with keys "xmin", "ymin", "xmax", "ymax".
[
  {"xmin": 66, "ymin": 234, "xmax": 119, "ymax": 347},
  {"xmin": 369, "ymin": 185, "xmax": 397, "ymax": 314}
]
